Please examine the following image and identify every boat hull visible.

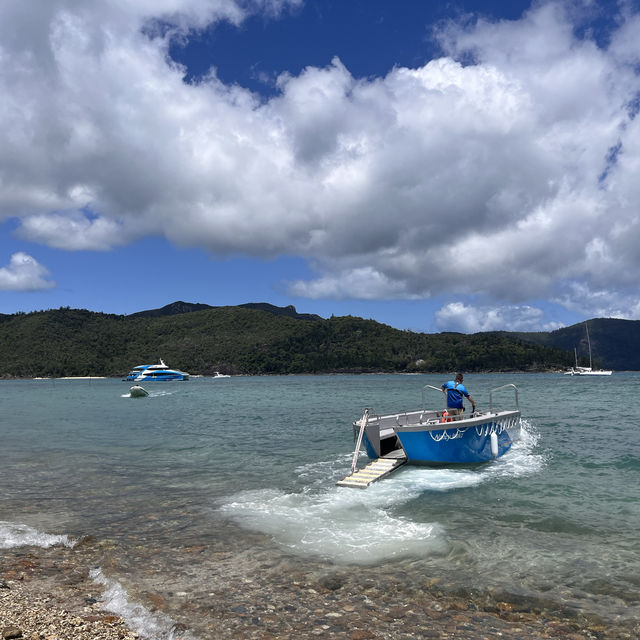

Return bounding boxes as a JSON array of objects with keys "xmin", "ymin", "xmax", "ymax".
[
  {"xmin": 394, "ymin": 418, "xmax": 519, "ymax": 464},
  {"xmin": 127, "ymin": 372, "xmax": 189, "ymax": 381},
  {"xmin": 564, "ymin": 369, "xmax": 612, "ymax": 376},
  {"xmin": 361, "ymin": 410, "xmax": 521, "ymax": 465}
]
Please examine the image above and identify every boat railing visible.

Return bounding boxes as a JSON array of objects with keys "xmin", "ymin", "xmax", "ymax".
[
  {"xmin": 422, "ymin": 385, "xmax": 445, "ymax": 410},
  {"xmin": 351, "ymin": 409, "xmax": 370, "ymax": 474},
  {"xmin": 489, "ymin": 383, "xmax": 519, "ymax": 413}
]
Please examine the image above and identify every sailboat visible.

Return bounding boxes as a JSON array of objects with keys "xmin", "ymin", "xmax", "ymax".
[{"xmin": 564, "ymin": 322, "xmax": 612, "ymax": 376}]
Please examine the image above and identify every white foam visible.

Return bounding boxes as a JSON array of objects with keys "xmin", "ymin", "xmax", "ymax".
[
  {"xmin": 0, "ymin": 521, "xmax": 75, "ymax": 549},
  {"xmin": 218, "ymin": 421, "xmax": 544, "ymax": 565},
  {"xmin": 487, "ymin": 418, "xmax": 545, "ymax": 478},
  {"xmin": 218, "ymin": 486, "xmax": 447, "ymax": 564},
  {"xmin": 90, "ymin": 568, "xmax": 197, "ymax": 640}
]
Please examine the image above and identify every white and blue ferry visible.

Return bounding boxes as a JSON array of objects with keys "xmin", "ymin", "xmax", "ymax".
[
  {"xmin": 125, "ymin": 359, "xmax": 190, "ymax": 382},
  {"xmin": 338, "ymin": 383, "xmax": 521, "ymax": 488}
]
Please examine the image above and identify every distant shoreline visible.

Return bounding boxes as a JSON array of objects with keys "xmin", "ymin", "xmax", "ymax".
[{"xmin": 0, "ymin": 368, "xmax": 594, "ymax": 382}]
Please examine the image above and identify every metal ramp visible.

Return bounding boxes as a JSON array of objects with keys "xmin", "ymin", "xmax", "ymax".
[{"xmin": 337, "ymin": 455, "xmax": 407, "ymax": 489}]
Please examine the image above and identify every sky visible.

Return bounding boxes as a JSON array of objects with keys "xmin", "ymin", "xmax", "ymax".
[{"xmin": 2, "ymin": 0, "xmax": 640, "ymax": 333}]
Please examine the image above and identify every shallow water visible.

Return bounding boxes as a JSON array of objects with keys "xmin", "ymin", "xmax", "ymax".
[{"xmin": 1, "ymin": 373, "xmax": 639, "ymax": 636}]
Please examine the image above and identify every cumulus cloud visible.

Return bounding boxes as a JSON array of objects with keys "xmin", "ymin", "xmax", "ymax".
[
  {"xmin": 288, "ymin": 266, "xmax": 420, "ymax": 300},
  {"xmin": 16, "ymin": 212, "xmax": 130, "ymax": 251},
  {"xmin": 552, "ymin": 281, "xmax": 640, "ymax": 320},
  {"xmin": 435, "ymin": 302, "xmax": 564, "ymax": 333},
  {"xmin": 1, "ymin": 0, "xmax": 640, "ymax": 318},
  {"xmin": 0, "ymin": 253, "xmax": 55, "ymax": 291}
]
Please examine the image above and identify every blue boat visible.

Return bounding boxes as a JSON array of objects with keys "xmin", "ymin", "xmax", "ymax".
[
  {"xmin": 125, "ymin": 359, "xmax": 190, "ymax": 382},
  {"xmin": 338, "ymin": 383, "xmax": 521, "ymax": 488}
]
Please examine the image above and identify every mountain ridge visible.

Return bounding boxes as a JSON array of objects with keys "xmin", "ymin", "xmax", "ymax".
[
  {"xmin": 0, "ymin": 302, "xmax": 635, "ymax": 377},
  {"xmin": 129, "ymin": 300, "xmax": 322, "ymax": 321}
]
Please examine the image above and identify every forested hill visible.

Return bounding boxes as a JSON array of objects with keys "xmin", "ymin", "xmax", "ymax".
[
  {"xmin": 0, "ymin": 302, "xmax": 580, "ymax": 378},
  {"xmin": 494, "ymin": 317, "xmax": 640, "ymax": 370}
]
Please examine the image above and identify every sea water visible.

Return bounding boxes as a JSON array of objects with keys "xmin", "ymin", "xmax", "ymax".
[{"xmin": 1, "ymin": 373, "xmax": 638, "ymax": 636}]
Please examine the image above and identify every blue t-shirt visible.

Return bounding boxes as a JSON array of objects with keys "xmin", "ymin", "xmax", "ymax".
[{"xmin": 442, "ymin": 381, "xmax": 469, "ymax": 409}]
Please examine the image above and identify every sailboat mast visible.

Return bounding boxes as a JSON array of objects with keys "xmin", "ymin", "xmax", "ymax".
[{"xmin": 586, "ymin": 323, "xmax": 593, "ymax": 369}]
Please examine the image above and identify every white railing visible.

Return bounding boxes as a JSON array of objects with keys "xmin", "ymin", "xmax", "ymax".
[
  {"xmin": 350, "ymin": 408, "xmax": 369, "ymax": 474},
  {"xmin": 489, "ymin": 383, "xmax": 519, "ymax": 412}
]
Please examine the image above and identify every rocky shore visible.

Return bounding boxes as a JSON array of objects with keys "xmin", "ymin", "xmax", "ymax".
[
  {"xmin": 0, "ymin": 561, "xmax": 136, "ymax": 640},
  {"xmin": 2, "ymin": 541, "xmax": 638, "ymax": 640}
]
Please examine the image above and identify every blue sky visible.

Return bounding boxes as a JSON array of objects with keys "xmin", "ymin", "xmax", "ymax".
[{"xmin": 1, "ymin": 0, "xmax": 640, "ymax": 333}]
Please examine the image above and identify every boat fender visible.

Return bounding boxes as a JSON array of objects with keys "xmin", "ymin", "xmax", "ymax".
[
  {"xmin": 440, "ymin": 410, "xmax": 451, "ymax": 424},
  {"xmin": 490, "ymin": 431, "xmax": 499, "ymax": 459}
]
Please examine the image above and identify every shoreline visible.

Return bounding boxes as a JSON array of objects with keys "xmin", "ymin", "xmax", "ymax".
[
  {"xmin": 2, "ymin": 544, "xmax": 637, "ymax": 640},
  {"xmin": 0, "ymin": 369, "xmax": 599, "ymax": 382},
  {"xmin": 1, "ymin": 550, "xmax": 137, "ymax": 640}
]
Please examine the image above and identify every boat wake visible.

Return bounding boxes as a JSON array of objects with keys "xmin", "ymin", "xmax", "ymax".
[
  {"xmin": 218, "ymin": 485, "xmax": 448, "ymax": 565},
  {"xmin": 217, "ymin": 421, "xmax": 543, "ymax": 565}
]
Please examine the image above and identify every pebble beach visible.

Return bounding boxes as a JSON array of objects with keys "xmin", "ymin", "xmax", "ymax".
[
  {"xmin": 2, "ymin": 540, "xmax": 638, "ymax": 640},
  {"xmin": 1, "ymin": 547, "xmax": 135, "ymax": 640}
]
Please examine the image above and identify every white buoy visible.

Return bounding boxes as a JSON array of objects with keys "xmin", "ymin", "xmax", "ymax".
[{"xmin": 490, "ymin": 431, "xmax": 499, "ymax": 458}]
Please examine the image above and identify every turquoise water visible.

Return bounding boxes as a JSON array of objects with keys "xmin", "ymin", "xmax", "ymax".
[{"xmin": 1, "ymin": 373, "xmax": 639, "ymax": 635}]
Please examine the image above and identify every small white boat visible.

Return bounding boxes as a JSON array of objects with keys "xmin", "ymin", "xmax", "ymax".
[
  {"xmin": 212, "ymin": 371, "xmax": 230, "ymax": 378},
  {"xmin": 564, "ymin": 323, "xmax": 612, "ymax": 376},
  {"xmin": 129, "ymin": 385, "xmax": 149, "ymax": 397},
  {"xmin": 564, "ymin": 365, "xmax": 612, "ymax": 376}
]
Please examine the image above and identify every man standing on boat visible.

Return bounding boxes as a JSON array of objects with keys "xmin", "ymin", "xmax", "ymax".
[{"xmin": 442, "ymin": 373, "xmax": 476, "ymax": 418}]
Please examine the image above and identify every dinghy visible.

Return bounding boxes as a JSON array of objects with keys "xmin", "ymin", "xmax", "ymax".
[{"xmin": 129, "ymin": 385, "xmax": 149, "ymax": 398}]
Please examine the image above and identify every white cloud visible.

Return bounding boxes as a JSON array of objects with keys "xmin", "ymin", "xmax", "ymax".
[
  {"xmin": 0, "ymin": 253, "xmax": 56, "ymax": 291},
  {"xmin": 288, "ymin": 266, "xmax": 420, "ymax": 300},
  {"xmin": 17, "ymin": 213, "xmax": 129, "ymax": 251},
  {"xmin": 1, "ymin": 1, "xmax": 640, "ymax": 317},
  {"xmin": 434, "ymin": 301, "xmax": 564, "ymax": 333},
  {"xmin": 552, "ymin": 281, "xmax": 640, "ymax": 320}
]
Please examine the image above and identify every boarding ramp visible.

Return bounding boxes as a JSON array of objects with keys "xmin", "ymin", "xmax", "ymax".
[
  {"xmin": 336, "ymin": 451, "xmax": 406, "ymax": 489},
  {"xmin": 337, "ymin": 408, "xmax": 407, "ymax": 488}
]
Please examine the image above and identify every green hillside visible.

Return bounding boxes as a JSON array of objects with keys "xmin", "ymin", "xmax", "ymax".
[
  {"xmin": 0, "ymin": 303, "xmax": 575, "ymax": 378},
  {"xmin": 498, "ymin": 318, "xmax": 640, "ymax": 370}
]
